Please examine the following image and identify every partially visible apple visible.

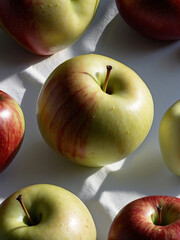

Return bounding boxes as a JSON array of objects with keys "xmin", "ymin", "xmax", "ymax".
[
  {"xmin": 0, "ymin": 184, "xmax": 97, "ymax": 240},
  {"xmin": 37, "ymin": 54, "xmax": 154, "ymax": 167},
  {"xmin": 108, "ymin": 195, "xmax": 180, "ymax": 240},
  {"xmin": 115, "ymin": 0, "xmax": 180, "ymax": 40},
  {"xmin": 159, "ymin": 100, "xmax": 180, "ymax": 175},
  {"xmin": 0, "ymin": 0, "xmax": 100, "ymax": 55},
  {"xmin": 0, "ymin": 90, "xmax": 25, "ymax": 173}
]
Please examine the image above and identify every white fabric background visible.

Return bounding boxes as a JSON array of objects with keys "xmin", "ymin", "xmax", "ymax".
[{"xmin": 1, "ymin": 0, "xmax": 180, "ymax": 239}]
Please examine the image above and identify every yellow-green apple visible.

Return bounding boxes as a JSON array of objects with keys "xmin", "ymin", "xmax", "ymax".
[
  {"xmin": 159, "ymin": 100, "xmax": 180, "ymax": 175},
  {"xmin": 37, "ymin": 54, "xmax": 154, "ymax": 167},
  {"xmin": 0, "ymin": 0, "xmax": 100, "ymax": 55},
  {"xmin": 115, "ymin": 0, "xmax": 180, "ymax": 40},
  {"xmin": 0, "ymin": 184, "xmax": 96, "ymax": 240},
  {"xmin": 108, "ymin": 195, "xmax": 180, "ymax": 240},
  {"xmin": 0, "ymin": 90, "xmax": 25, "ymax": 173}
]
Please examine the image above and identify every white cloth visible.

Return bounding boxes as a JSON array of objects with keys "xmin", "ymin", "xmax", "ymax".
[{"xmin": 1, "ymin": 0, "xmax": 180, "ymax": 239}]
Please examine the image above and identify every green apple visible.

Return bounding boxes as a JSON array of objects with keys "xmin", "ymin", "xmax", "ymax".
[
  {"xmin": 37, "ymin": 54, "xmax": 154, "ymax": 167},
  {"xmin": 0, "ymin": 184, "xmax": 96, "ymax": 240},
  {"xmin": 0, "ymin": 0, "xmax": 100, "ymax": 55},
  {"xmin": 159, "ymin": 100, "xmax": 180, "ymax": 175}
]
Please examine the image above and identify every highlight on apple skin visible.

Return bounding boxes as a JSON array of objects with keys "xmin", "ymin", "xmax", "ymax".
[
  {"xmin": 0, "ymin": 184, "xmax": 97, "ymax": 240},
  {"xmin": 159, "ymin": 99, "xmax": 180, "ymax": 176},
  {"xmin": 37, "ymin": 54, "xmax": 154, "ymax": 167},
  {"xmin": 0, "ymin": 0, "xmax": 100, "ymax": 55},
  {"xmin": 115, "ymin": 0, "xmax": 180, "ymax": 40},
  {"xmin": 108, "ymin": 195, "xmax": 180, "ymax": 240},
  {"xmin": 0, "ymin": 90, "xmax": 25, "ymax": 173}
]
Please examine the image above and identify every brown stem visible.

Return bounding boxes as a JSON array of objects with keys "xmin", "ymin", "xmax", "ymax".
[
  {"xmin": 16, "ymin": 195, "xmax": 34, "ymax": 226},
  {"xmin": 156, "ymin": 205, "xmax": 162, "ymax": 226},
  {"xmin": 102, "ymin": 65, "xmax": 112, "ymax": 92}
]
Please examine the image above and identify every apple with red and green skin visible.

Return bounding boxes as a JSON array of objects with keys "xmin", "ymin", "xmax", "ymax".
[
  {"xmin": 37, "ymin": 54, "xmax": 154, "ymax": 167},
  {"xmin": 159, "ymin": 99, "xmax": 180, "ymax": 176},
  {"xmin": 0, "ymin": 184, "xmax": 96, "ymax": 240},
  {"xmin": 108, "ymin": 195, "xmax": 180, "ymax": 240},
  {"xmin": 115, "ymin": 0, "xmax": 180, "ymax": 40},
  {"xmin": 0, "ymin": 90, "xmax": 25, "ymax": 173},
  {"xmin": 0, "ymin": 0, "xmax": 100, "ymax": 56}
]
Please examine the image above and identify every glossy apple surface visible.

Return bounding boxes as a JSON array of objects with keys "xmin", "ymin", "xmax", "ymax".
[
  {"xmin": 115, "ymin": 0, "xmax": 180, "ymax": 40},
  {"xmin": 0, "ymin": 184, "xmax": 96, "ymax": 240},
  {"xmin": 0, "ymin": 90, "xmax": 25, "ymax": 173},
  {"xmin": 159, "ymin": 100, "xmax": 180, "ymax": 175},
  {"xmin": 37, "ymin": 54, "xmax": 154, "ymax": 167},
  {"xmin": 0, "ymin": 0, "xmax": 100, "ymax": 55},
  {"xmin": 108, "ymin": 195, "xmax": 180, "ymax": 240}
]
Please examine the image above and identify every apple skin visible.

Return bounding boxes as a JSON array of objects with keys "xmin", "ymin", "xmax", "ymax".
[
  {"xmin": 0, "ymin": 0, "xmax": 100, "ymax": 56},
  {"xmin": 108, "ymin": 195, "xmax": 180, "ymax": 240},
  {"xmin": 0, "ymin": 184, "xmax": 96, "ymax": 240},
  {"xmin": 115, "ymin": 0, "xmax": 180, "ymax": 40},
  {"xmin": 37, "ymin": 54, "xmax": 154, "ymax": 167},
  {"xmin": 159, "ymin": 100, "xmax": 180, "ymax": 175},
  {"xmin": 0, "ymin": 90, "xmax": 25, "ymax": 173}
]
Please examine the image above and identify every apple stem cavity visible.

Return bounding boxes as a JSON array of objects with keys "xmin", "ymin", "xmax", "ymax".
[
  {"xmin": 16, "ymin": 195, "xmax": 35, "ymax": 226},
  {"xmin": 156, "ymin": 205, "xmax": 163, "ymax": 226},
  {"xmin": 102, "ymin": 65, "xmax": 112, "ymax": 93}
]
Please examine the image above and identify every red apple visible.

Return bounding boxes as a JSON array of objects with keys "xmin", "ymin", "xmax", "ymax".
[
  {"xmin": 115, "ymin": 0, "xmax": 180, "ymax": 40},
  {"xmin": 0, "ymin": 90, "xmax": 25, "ymax": 173},
  {"xmin": 108, "ymin": 195, "xmax": 180, "ymax": 240}
]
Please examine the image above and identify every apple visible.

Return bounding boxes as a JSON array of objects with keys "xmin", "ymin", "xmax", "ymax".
[
  {"xmin": 108, "ymin": 195, "xmax": 180, "ymax": 240},
  {"xmin": 0, "ymin": 184, "xmax": 97, "ymax": 240},
  {"xmin": 115, "ymin": 0, "xmax": 180, "ymax": 40},
  {"xmin": 159, "ymin": 100, "xmax": 180, "ymax": 175},
  {"xmin": 0, "ymin": 90, "xmax": 25, "ymax": 173},
  {"xmin": 0, "ymin": 0, "xmax": 100, "ymax": 55},
  {"xmin": 37, "ymin": 54, "xmax": 154, "ymax": 167}
]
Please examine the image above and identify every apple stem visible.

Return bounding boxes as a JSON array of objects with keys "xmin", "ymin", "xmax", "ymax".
[
  {"xmin": 16, "ymin": 195, "xmax": 34, "ymax": 226},
  {"xmin": 156, "ymin": 205, "xmax": 162, "ymax": 226},
  {"xmin": 102, "ymin": 65, "xmax": 112, "ymax": 92}
]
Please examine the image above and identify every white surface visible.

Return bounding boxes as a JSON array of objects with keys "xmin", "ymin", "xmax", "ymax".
[{"xmin": 1, "ymin": 0, "xmax": 180, "ymax": 239}]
